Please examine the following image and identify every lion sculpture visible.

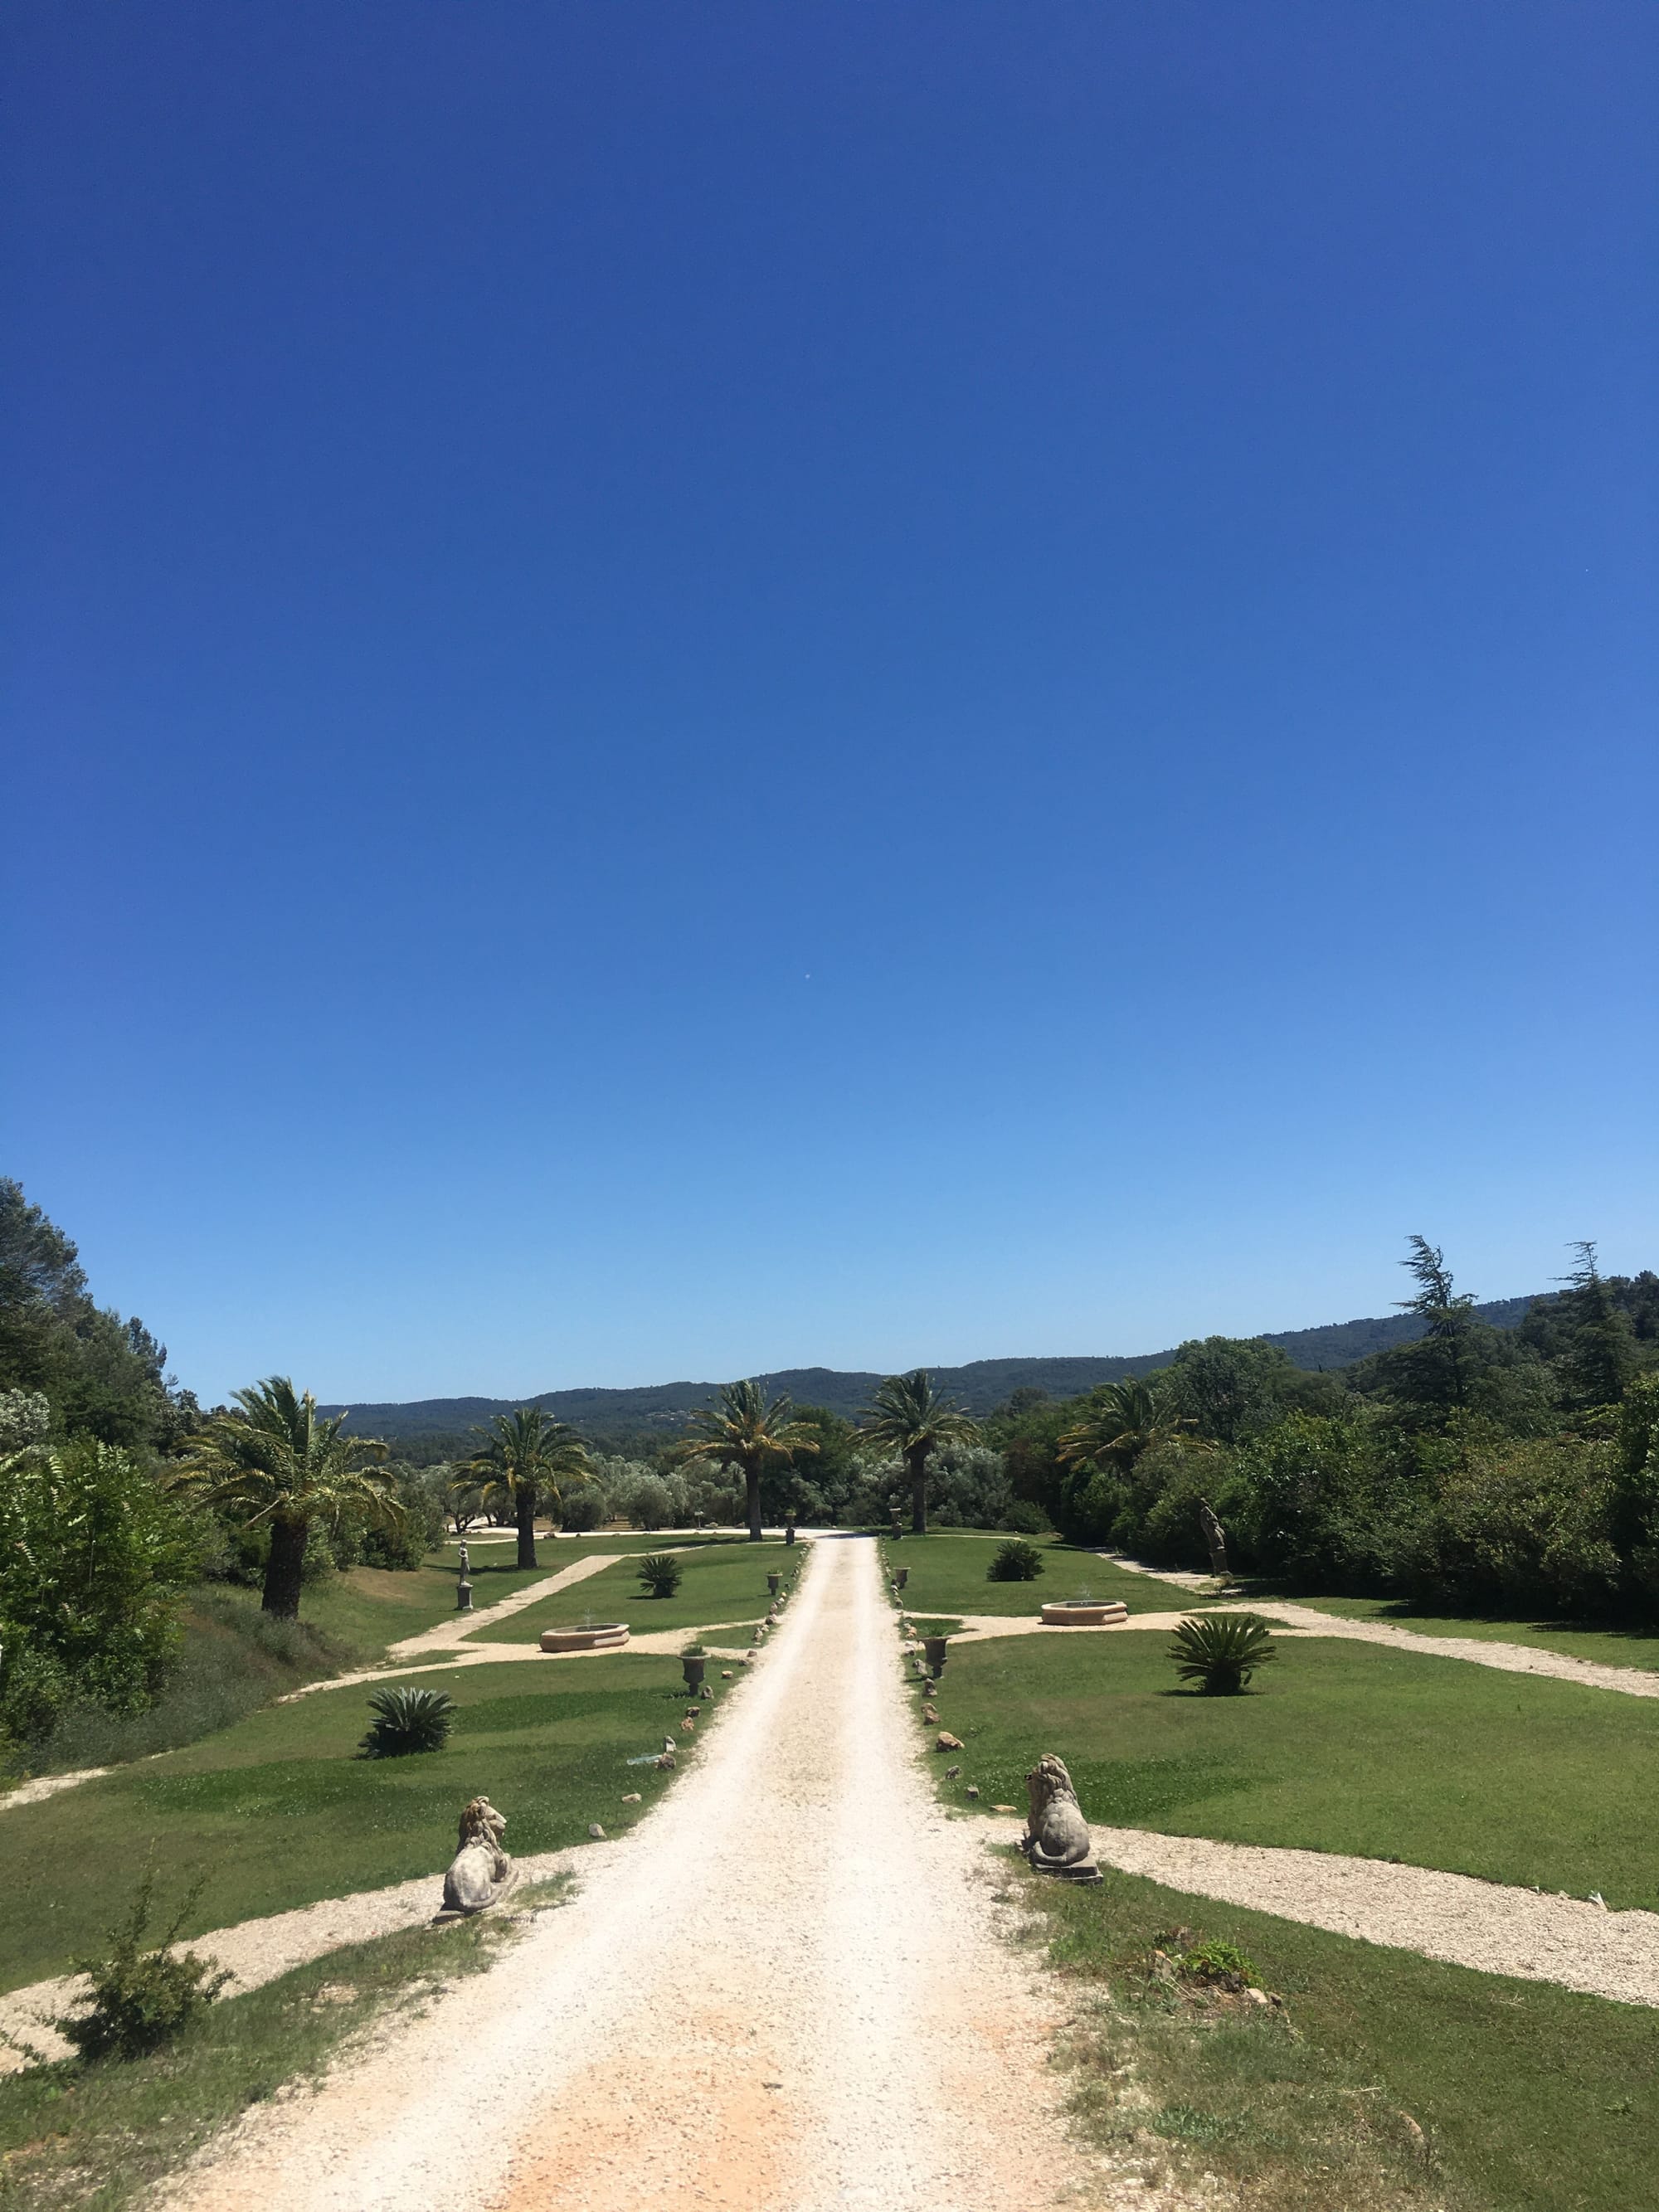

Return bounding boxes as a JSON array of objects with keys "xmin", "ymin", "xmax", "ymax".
[
  {"xmin": 1019, "ymin": 1754, "xmax": 1102, "ymax": 1882},
  {"xmin": 442, "ymin": 1796, "xmax": 514, "ymax": 1914}
]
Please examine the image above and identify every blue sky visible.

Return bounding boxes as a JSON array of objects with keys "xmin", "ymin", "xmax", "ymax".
[{"xmin": 4, "ymin": 2, "xmax": 1655, "ymax": 1405}]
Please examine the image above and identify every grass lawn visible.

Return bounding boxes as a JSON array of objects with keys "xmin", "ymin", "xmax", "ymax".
[
  {"xmin": 301, "ymin": 1558, "xmax": 568, "ymax": 1657},
  {"xmin": 1022, "ymin": 1857, "xmax": 1659, "ymax": 2212},
  {"xmin": 0, "ymin": 1902, "xmax": 552, "ymax": 2211},
  {"xmin": 1283, "ymin": 1592, "xmax": 1659, "ymax": 1673},
  {"xmin": 0, "ymin": 1655, "xmax": 711, "ymax": 1997},
  {"xmin": 919, "ymin": 1630, "xmax": 1659, "ymax": 1908},
  {"xmin": 468, "ymin": 1542, "xmax": 805, "ymax": 1646},
  {"xmin": 878, "ymin": 1533, "xmax": 1209, "ymax": 1619}
]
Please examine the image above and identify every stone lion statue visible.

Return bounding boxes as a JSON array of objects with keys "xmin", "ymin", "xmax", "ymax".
[
  {"xmin": 1019, "ymin": 1753, "xmax": 1097, "ymax": 1878},
  {"xmin": 442, "ymin": 1796, "xmax": 513, "ymax": 1914}
]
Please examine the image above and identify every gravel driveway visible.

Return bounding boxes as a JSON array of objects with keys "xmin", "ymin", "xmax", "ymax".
[{"xmin": 161, "ymin": 1534, "xmax": 1109, "ymax": 2212}]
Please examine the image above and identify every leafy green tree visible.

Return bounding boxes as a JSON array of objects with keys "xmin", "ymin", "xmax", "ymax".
[
  {"xmin": 1162, "ymin": 1337, "xmax": 1319, "ymax": 1443},
  {"xmin": 176, "ymin": 1378, "xmax": 400, "ymax": 1617},
  {"xmin": 460, "ymin": 1408, "xmax": 591, "ymax": 1569},
  {"xmin": 0, "ymin": 1437, "xmax": 202, "ymax": 1752},
  {"xmin": 673, "ymin": 1380, "xmax": 820, "ymax": 1541},
  {"xmin": 858, "ymin": 1369, "xmax": 978, "ymax": 1534},
  {"xmin": 0, "ymin": 1181, "xmax": 192, "ymax": 1449}
]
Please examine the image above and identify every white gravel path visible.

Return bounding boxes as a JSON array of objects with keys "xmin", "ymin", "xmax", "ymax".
[
  {"xmin": 1070, "ymin": 1826, "xmax": 1659, "ymax": 2009},
  {"xmin": 158, "ymin": 1535, "xmax": 1110, "ymax": 2212}
]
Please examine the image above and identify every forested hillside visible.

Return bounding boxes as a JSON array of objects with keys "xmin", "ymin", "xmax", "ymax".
[{"xmin": 329, "ymin": 1296, "xmax": 1553, "ymax": 1450}]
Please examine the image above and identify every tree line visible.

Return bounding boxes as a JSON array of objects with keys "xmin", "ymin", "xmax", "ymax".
[{"xmin": 4, "ymin": 1174, "xmax": 1656, "ymax": 1771}]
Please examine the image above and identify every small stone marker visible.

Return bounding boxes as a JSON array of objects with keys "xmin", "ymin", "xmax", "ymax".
[
  {"xmin": 936, "ymin": 1732, "xmax": 964, "ymax": 1751},
  {"xmin": 588, "ymin": 1823, "xmax": 606, "ymax": 1839},
  {"xmin": 621, "ymin": 1791, "xmax": 642, "ymax": 1803}
]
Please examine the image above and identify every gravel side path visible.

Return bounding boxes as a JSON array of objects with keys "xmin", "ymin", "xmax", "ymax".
[
  {"xmin": 1062, "ymin": 1823, "xmax": 1659, "ymax": 2009},
  {"xmin": 158, "ymin": 1536, "xmax": 1112, "ymax": 2212},
  {"xmin": 0, "ymin": 1849, "xmax": 586, "ymax": 2072}
]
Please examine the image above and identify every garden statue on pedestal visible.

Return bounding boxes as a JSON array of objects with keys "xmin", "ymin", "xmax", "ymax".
[
  {"xmin": 1199, "ymin": 1500, "xmax": 1229, "ymax": 1582},
  {"xmin": 1019, "ymin": 1754, "xmax": 1102, "ymax": 1883},
  {"xmin": 441, "ymin": 1796, "xmax": 516, "ymax": 1914}
]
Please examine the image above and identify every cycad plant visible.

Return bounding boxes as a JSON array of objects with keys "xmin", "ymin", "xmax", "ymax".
[
  {"xmin": 1168, "ymin": 1612, "xmax": 1277, "ymax": 1695},
  {"xmin": 986, "ymin": 1538, "xmax": 1044, "ymax": 1582},
  {"xmin": 636, "ymin": 1552, "xmax": 683, "ymax": 1597},
  {"xmin": 359, "ymin": 1685, "xmax": 456, "ymax": 1757},
  {"xmin": 670, "ymin": 1380, "xmax": 820, "ymax": 1543},
  {"xmin": 858, "ymin": 1370, "xmax": 979, "ymax": 1534},
  {"xmin": 175, "ymin": 1378, "xmax": 399, "ymax": 1620}
]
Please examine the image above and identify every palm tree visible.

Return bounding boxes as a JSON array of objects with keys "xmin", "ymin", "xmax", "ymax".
[
  {"xmin": 460, "ymin": 1408, "xmax": 591, "ymax": 1570},
  {"xmin": 1056, "ymin": 1378, "xmax": 1189, "ymax": 1476},
  {"xmin": 671, "ymin": 1380, "xmax": 820, "ymax": 1542},
  {"xmin": 176, "ymin": 1377, "xmax": 398, "ymax": 1620},
  {"xmin": 858, "ymin": 1369, "xmax": 979, "ymax": 1534}
]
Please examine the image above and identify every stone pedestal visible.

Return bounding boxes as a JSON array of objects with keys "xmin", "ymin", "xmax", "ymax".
[{"xmin": 455, "ymin": 1578, "xmax": 474, "ymax": 1612}]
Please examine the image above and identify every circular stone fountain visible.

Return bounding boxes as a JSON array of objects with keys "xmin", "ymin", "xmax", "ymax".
[
  {"xmin": 539, "ymin": 1623, "xmax": 630, "ymax": 1651},
  {"xmin": 1039, "ymin": 1600, "xmax": 1129, "ymax": 1626}
]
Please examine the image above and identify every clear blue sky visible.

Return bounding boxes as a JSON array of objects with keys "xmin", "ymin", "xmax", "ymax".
[{"xmin": 4, "ymin": 3, "xmax": 1655, "ymax": 1406}]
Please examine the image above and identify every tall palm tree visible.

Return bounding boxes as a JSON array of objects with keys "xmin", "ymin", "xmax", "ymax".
[
  {"xmin": 1056, "ymin": 1378, "xmax": 1189, "ymax": 1475},
  {"xmin": 460, "ymin": 1408, "xmax": 591, "ymax": 1570},
  {"xmin": 671, "ymin": 1380, "xmax": 820, "ymax": 1542},
  {"xmin": 176, "ymin": 1377, "xmax": 398, "ymax": 1620},
  {"xmin": 858, "ymin": 1369, "xmax": 979, "ymax": 1534}
]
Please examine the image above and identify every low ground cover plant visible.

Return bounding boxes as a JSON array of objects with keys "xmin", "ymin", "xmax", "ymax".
[
  {"xmin": 1169, "ymin": 1612, "xmax": 1277, "ymax": 1694},
  {"xmin": 358, "ymin": 1684, "xmax": 455, "ymax": 1757},
  {"xmin": 635, "ymin": 1553, "xmax": 683, "ymax": 1597},
  {"xmin": 986, "ymin": 1538, "xmax": 1044, "ymax": 1582}
]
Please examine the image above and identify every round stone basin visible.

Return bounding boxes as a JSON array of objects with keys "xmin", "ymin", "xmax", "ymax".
[
  {"xmin": 1039, "ymin": 1601, "xmax": 1128, "ymax": 1627},
  {"xmin": 540, "ymin": 1624, "xmax": 630, "ymax": 1651}
]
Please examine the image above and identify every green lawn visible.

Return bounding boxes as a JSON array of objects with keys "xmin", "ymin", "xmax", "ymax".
[
  {"xmin": 878, "ymin": 1532, "xmax": 1208, "ymax": 1618},
  {"xmin": 1025, "ymin": 1858, "xmax": 1659, "ymax": 2212},
  {"xmin": 467, "ymin": 1543, "xmax": 804, "ymax": 1645},
  {"xmin": 0, "ymin": 1655, "xmax": 709, "ymax": 1996},
  {"xmin": 1286, "ymin": 1592, "xmax": 1659, "ymax": 1673},
  {"xmin": 299, "ymin": 1558, "xmax": 565, "ymax": 1657},
  {"xmin": 921, "ymin": 1629, "xmax": 1659, "ymax": 1908},
  {"xmin": 0, "ymin": 1905, "xmax": 543, "ymax": 2211}
]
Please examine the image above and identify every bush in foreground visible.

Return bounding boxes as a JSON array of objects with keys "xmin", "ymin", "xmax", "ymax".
[{"xmin": 57, "ymin": 1867, "xmax": 230, "ymax": 2061}]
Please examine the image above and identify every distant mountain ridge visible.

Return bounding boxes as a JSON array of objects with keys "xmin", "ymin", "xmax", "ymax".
[{"xmin": 327, "ymin": 1292, "xmax": 1546, "ymax": 1447}]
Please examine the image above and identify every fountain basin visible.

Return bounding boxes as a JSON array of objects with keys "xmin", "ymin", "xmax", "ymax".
[
  {"xmin": 1039, "ymin": 1602, "xmax": 1128, "ymax": 1627},
  {"xmin": 540, "ymin": 1624, "xmax": 630, "ymax": 1651}
]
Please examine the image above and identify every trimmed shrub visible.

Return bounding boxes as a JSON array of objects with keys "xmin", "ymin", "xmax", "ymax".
[
  {"xmin": 358, "ymin": 1685, "xmax": 455, "ymax": 1757},
  {"xmin": 1169, "ymin": 1612, "xmax": 1277, "ymax": 1695},
  {"xmin": 986, "ymin": 1538, "xmax": 1045, "ymax": 1582},
  {"xmin": 636, "ymin": 1552, "xmax": 683, "ymax": 1597}
]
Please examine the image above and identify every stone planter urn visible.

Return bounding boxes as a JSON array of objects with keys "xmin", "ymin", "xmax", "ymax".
[
  {"xmin": 1039, "ymin": 1601, "xmax": 1129, "ymax": 1627},
  {"xmin": 922, "ymin": 1635, "xmax": 950, "ymax": 1675},
  {"xmin": 767, "ymin": 1572, "xmax": 782, "ymax": 1596},
  {"xmin": 539, "ymin": 1623, "xmax": 630, "ymax": 1651},
  {"xmin": 681, "ymin": 1652, "xmax": 707, "ymax": 1689},
  {"xmin": 893, "ymin": 1567, "xmax": 909, "ymax": 1590}
]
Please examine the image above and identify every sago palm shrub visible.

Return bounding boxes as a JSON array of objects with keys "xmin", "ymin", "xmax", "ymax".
[
  {"xmin": 636, "ymin": 1552, "xmax": 683, "ymax": 1597},
  {"xmin": 1168, "ymin": 1612, "xmax": 1277, "ymax": 1695},
  {"xmin": 358, "ymin": 1684, "xmax": 456, "ymax": 1757}
]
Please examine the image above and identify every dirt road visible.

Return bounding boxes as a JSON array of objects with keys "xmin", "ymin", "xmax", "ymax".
[{"xmin": 165, "ymin": 1535, "xmax": 1103, "ymax": 2212}]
